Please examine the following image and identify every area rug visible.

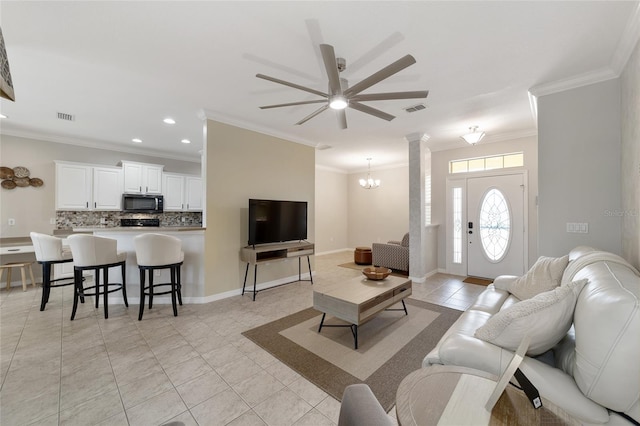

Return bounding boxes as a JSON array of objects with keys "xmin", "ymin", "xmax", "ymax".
[
  {"xmin": 241, "ymin": 299, "xmax": 462, "ymax": 411},
  {"xmin": 338, "ymin": 261, "xmax": 409, "ymax": 278},
  {"xmin": 463, "ymin": 276, "xmax": 493, "ymax": 286}
]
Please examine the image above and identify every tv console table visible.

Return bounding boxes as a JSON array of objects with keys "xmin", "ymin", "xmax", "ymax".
[{"xmin": 240, "ymin": 241, "xmax": 314, "ymax": 301}]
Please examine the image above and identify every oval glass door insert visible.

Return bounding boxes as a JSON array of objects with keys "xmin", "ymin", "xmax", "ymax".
[{"xmin": 479, "ymin": 188, "xmax": 511, "ymax": 262}]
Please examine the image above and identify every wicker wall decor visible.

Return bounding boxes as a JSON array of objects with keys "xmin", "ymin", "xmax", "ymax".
[{"xmin": 0, "ymin": 166, "xmax": 43, "ymax": 189}]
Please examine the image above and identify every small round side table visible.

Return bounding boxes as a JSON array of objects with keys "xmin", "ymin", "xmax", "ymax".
[
  {"xmin": 354, "ymin": 247, "xmax": 372, "ymax": 265},
  {"xmin": 396, "ymin": 365, "xmax": 579, "ymax": 425}
]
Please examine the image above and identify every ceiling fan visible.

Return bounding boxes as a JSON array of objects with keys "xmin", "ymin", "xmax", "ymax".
[{"xmin": 256, "ymin": 44, "xmax": 429, "ymax": 129}]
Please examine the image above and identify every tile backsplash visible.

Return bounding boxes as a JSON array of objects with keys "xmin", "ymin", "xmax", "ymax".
[{"xmin": 56, "ymin": 211, "xmax": 202, "ymax": 228}]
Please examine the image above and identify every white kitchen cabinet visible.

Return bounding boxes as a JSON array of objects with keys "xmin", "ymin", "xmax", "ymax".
[
  {"xmin": 93, "ymin": 166, "xmax": 123, "ymax": 210},
  {"xmin": 56, "ymin": 162, "xmax": 92, "ymax": 210},
  {"xmin": 185, "ymin": 176, "xmax": 203, "ymax": 211},
  {"xmin": 121, "ymin": 161, "xmax": 163, "ymax": 194},
  {"xmin": 162, "ymin": 172, "xmax": 186, "ymax": 211},
  {"xmin": 162, "ymin": 173, "xmax": 202, "ymax": 211},
  {"xmin": 55, "ymin": 162, "xmax": 122, "ymax": 211}
]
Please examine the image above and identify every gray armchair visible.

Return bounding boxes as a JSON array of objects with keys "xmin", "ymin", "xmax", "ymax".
[{"xmin": 372, "ymin": 232, "xmax": 409, "ymax": 273}]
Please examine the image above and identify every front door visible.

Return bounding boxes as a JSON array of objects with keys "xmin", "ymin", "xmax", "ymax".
[{"xmin": 467, "ymin": 174, "xmax": 525, "ymax": 279}]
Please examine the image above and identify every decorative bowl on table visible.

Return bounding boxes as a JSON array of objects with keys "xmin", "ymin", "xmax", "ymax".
[{"xmin": 362, "ymin": 267, "xmax": 392, "ymax": 280}]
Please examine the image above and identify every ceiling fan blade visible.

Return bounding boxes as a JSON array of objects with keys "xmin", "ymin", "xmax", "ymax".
[
  {"xmin": 349, "ymin": 101, "xmax": 395, "ymax": 121},
  {"xmin": 256, "ymin": 74, "xmax": 327, "ymax": 98},
  {"xmin": 336, "ymin": 109, "xmax": 347, "ymax": 129},
  {"xmin": 351, "ymin": 90, "xmax": 429, "ymax": 102},
  {"xmin": 344, "ymin": 55, "xmax": 416, "ymax": 97},
  {"xmin": 259, "ymin": 100, "xmax": 327, "ymax": 109},
  {"xmin": 320, "ymin": 44, "xmax": 342, "ymax": 96},
  {"xmin": 296, "ymin": 105, "xmax": 329, "ymax": 125}
]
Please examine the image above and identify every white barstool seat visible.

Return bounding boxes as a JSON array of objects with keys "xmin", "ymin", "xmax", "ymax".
[
  {"xmin": 30, "ymin": 232, "xmax": 74, "ymax": 311},
  {"xmin": 134, "ymin": 233, "xmax": 184, "ymax": 320},
  {"xmin": 67, "ymin": 234, "xmax": 128, "ymax": 320}
]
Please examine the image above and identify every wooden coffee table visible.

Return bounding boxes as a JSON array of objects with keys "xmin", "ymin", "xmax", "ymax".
[
  {"xmin": 312, "ymin": 274, "xmax": 412, "ymax": 349},
  {"xmin": 396, "ymin": 365, "xmax": 579, "ymax": 425}
]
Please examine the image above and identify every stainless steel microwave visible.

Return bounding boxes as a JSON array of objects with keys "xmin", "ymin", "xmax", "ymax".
[{"xmin": 122, "ymin": 194, "xmax": 163, "ymax": 213}]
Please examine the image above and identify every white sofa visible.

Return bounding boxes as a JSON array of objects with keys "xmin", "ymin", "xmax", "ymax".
[{"xmin": 424, "ymin": 246, "xmax": 640, "ymax": 425}]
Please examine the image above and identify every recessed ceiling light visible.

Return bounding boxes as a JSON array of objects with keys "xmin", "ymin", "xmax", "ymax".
[
  {"xmin": 181, "ymin": 139, "xmax": 191, "ymax": 144},
  {"xmin": 0, "ymin": 113, "xmax": 7, "ymax": 119},
  {"xmin": 132, "ymin": 138, "xmax": 142, "ymax": 143},
  {"xmin": 163, "ymin": 118, "xmax": 176, "ymax": 124}
]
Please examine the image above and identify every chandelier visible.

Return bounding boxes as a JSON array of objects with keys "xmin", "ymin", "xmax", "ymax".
[{"xmin": 359, "ymin": 158, "xmax": 380, "ymax": 189}]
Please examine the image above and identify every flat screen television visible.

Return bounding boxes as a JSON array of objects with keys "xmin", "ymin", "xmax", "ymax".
[{"xmin": 248, "ymin": 199, "xmax": 307, "ymax": 246}]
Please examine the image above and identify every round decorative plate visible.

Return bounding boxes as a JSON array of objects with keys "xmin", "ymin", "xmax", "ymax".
[
  {"xmin": 0, "ymin": 167, "xmax": 14, "ymax": 180},
  {"xmin": 13, "ymin": 177, "xmax": 30, "ymax": 187},
  {"xmin": 13, "ymin": 166, "xmax": 30, "ymax": 178},
  {"xmin": 29, "ymin": 177, "xmax": 44, "ymax": 187},
  {"xmin": 1, "ymin": 179, "xmax": 17, "ymax": 189}
]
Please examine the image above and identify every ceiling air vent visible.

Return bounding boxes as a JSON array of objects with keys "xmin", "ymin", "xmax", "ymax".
[
  {"xmin": 57, "ymin": 112, "xmax": 75, "ymax": 121},
  {"xmin": 404, "ymin": 103, "xmax": 426, "ymax": 113}
]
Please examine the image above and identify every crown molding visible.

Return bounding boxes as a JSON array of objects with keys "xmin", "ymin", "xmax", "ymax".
[
  {"xmin": 528, "ymin": 67, "xmax": 618, "ymax": 97},
  {"xmin": 611, "ymin": 2, "xmax": 640, "ymax": 75},
  {"xmin": 0, "ymin": 128, "xmax": 201, "ymax": 163},
  {"xmin": 199, "ymin": 108, "xmax": 319, "ymax": 149},
  {"xmin": 529, "ymin": 3, "xmax": 640, "ymax": 98}
]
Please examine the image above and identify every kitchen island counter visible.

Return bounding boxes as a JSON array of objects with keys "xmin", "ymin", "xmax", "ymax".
[
  {"xmin": 53, "ymin": 226, "xmax": 204, "ymax": 236},
  {"xmin": 50, "ymin": 227, "xmax": 205, "ymax": 302}
]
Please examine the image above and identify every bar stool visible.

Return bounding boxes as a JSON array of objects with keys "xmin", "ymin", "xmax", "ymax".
[
  {"xmin": 67, "ymin": 234, "xmax": 128, "ymax": 320},
  {"xmin": 134, "ymin": 233, "xmax": 184, "ymax": 320},
  {"xmin": 30, "ymin": 232, "xmax": 75, "ymax": 310},
  {"xmin": 0, "ymin": 261, "xmax": 36, "ymax": 292}
]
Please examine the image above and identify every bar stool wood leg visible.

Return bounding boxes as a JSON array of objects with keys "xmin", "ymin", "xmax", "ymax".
[
  {"xmin": 41, "ymin": 263, "xmax": 51, "ymax": 310},
  {"xmin": 102, "ymin": 268, "xmax": 108, "ymax": 319},
  {"xmin": 121, "ymin": 263, "xmax": 128, "ymax": 307},
  {"xmin": 149, "ymin": 273, "xmax": 154, "ymax": 310},
  {"xmin": 138, "ymin": 269, "xmax": 146, "ymax": 321},
  {"xmin": 71, "ymin": 269, "xmax": 82, "ymax": 320},
  {"xmin": 177, "ymin": 266, "xmax": 182, "ymax": 306}
]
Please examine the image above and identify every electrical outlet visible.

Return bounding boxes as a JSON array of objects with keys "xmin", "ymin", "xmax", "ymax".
[
  {"xmin": 8, "ymin": 218, "xmax": 15, "ymax": 226},
  {"xmin": 181, "ymin": 217, "xmax": 186, "ymax": 223},
  {"xmin": 49, "ymin": 218, "xmax": 56, "ymax": 225},
  {"xmin": 100, "ymin": 218, "xmax": 107, "ymax": 225},
  {"xmin": 566, "ymin": 222, "xmax": 589, "ymax": 233}
]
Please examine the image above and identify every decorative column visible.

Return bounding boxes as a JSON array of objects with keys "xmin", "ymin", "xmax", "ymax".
[{"xmin": 406, "ymin": 133, "xmax": 430, "ymax": 282}]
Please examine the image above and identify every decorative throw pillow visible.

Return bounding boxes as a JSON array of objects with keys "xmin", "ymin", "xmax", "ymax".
[
  {"xmin": 506, "ymin": 255, "xmax": 569, "ymax": 300},
  {"xmin": 473, "ymin": 278, "xmax": 588, "ymax": 356}
]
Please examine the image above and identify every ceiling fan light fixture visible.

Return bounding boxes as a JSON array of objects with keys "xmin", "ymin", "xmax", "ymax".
[
  {"xmin": 461, "ymin": 126, "xmax": 486, "ymax": 145},
  {"xmin": 329, "ymin": 95, "xmax": 348, "ymax": 110}
]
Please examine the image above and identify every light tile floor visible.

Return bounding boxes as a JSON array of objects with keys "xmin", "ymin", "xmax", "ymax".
[{"xmin": 0, "ymin": 251, "xmax": 485, "ymax": 426}]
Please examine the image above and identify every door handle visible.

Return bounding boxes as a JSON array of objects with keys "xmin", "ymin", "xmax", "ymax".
[{"xmin": 468, "ymin": 221, "xmax": 473, "ymax": 234}]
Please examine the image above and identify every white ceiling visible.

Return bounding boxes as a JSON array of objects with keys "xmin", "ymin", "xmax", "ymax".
[{"xmin": 1, "ymin": 1, "xmax": 638, "ymax": 172}]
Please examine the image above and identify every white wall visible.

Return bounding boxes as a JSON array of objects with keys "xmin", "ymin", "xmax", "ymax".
[
  {"xmin": 347, "ymin": 165, "xmax": 409, "ymax": 248},
  {"xmin": 0, "ymin": 135, "xmax": 200, "ymax": 238},
  {"xmin": 538, "ymin": 79, "xmax": 622, "ymax": 256},
  {"xmin": 620, "ymin": 39, "xmax": 640, "ymax": 269},
  {"xmin": 315, "ymin": 166, "xmax": 348, "ymax": 254},
  {"xmin": 204, "ymin": 120, "xmax": 315, "ymax": 297},
  {"xmin": 432, "ymin": 136, "xmax": 539, "ymax": 271}
]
